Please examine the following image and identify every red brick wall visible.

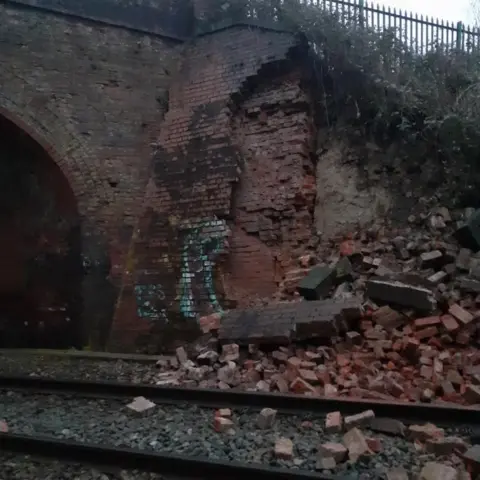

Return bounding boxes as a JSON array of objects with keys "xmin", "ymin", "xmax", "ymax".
[
  {"xmin": 110, "ymin": 27, "xmax": 317, "ymax": 351},
  {"xmin": 224, "ymin": 70, "xmax": 316, "ymax": 308},
  {"xmin": 0, "ymin": 3, "xmax": 178, "ymax": 347}
]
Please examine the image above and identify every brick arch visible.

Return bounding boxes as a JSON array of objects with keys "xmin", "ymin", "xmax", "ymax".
[{"xmin": 0, "ymin": 93, "xmax": 114, "ymax": 224}]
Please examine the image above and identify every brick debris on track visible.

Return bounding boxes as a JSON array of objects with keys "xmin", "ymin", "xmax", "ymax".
[
  {"xmin": 0, "ymin": 388, "xmax": 479, "ymax": 480},
  {"xmin": 0, "ymin": 452, "xmax": 167, "ymax": 480}
]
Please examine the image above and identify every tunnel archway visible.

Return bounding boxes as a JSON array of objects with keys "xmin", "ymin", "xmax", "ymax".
[{"xmin": 0, "ymin": 112, "xmax": 83, "ymax": 349}]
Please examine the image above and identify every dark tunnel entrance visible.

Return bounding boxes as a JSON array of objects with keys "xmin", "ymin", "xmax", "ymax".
[{"xmin": 0, "ymin": 113, "xmax": 83, "ymax": 349}]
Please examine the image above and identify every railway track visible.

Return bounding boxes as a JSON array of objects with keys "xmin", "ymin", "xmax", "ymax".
[{"xmin": 0, "ymin": 374, "xmax": 479, "ymax": 480}]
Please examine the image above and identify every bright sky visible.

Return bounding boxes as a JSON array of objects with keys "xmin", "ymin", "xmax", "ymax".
[{"xmin": 381, "ymin": 0, "xmax": 473, "ymax": 25}]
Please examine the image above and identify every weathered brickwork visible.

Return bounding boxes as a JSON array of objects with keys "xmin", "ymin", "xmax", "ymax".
[
  {"xmin": 0, "ymin": 3, "xmax": 178, "ymax": 346},
  {"xmin": 0, "ymin": 0, "xmax": 316, "ymax": 351},
  {"xmin": 110, "ymin": 27, "xmax": 317, "ymax": 351},
  {"xmin": 226, "ymin": 70, "xmax": 316, "ymax": 307}
]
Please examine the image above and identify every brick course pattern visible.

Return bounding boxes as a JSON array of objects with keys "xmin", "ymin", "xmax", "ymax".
[
  {"xmin": 0, "ymin": 3, "xmax": 178, "ymax": 345},
  {"xmin": 110, "ymin": 27, "xmax": 305, "ymax": 350},
  {"xmin": 226, "ymin": 70, "xmax": 316, "ymax": 307},
  {"xmin": 0, "ymin": 2, "xmax": 316, "ymax": 351}
]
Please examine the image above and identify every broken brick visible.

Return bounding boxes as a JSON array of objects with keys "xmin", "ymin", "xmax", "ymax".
[
  {"xmin": 325, "ymin": 411, "xmax": 342, "ymax": 433},
  {"xmin": 440, "ymin": 315, "xmax": 459, "ymax": 332},
  {"xmin": 366, "ymin": 278, "xmax": 436, "ymax": 311},
  {"xmin": 366, "ymin": 437, "xmax": 382, "ymax": 453},
  {"xmin": 290, "ymin": 377, "xmax": 317, "ymax": 394},
  {"xmin": 372, "ymin": 306, "xmax": 406, "ymax": 330},
  {"xmin": 449, "ymin": 304, "xmax": 474, "ymax": 325},
  {"xmin": 257, "ymin": 408, "xmax": 277, "ymax": 429},
  {"xmin": 214, "ymin": 416, "xmax": 234, "ymax": 433},
  {"xmin": 220, "ymin": 343, "xmax": 240, "ymax": 362},
  {"xmin": 344, "ymin": 410, "xmax": 375, "ymax": 429},
  {"xmin": 408, "ymin": 424, "xmax": 444, "ymax": 442},
  {"xmin": 420, "ymin": 250, "xmax": 443, "ymax": 269},
  {"xmin": 175, "ymin": 346, "xmax": 188, "ymax": 364},
  {"xmin": 298, "ymin": 266, "xmax": 335, "ymax": 300},
  {"xmin": 216, "ymin": 408, "xmax": 232, "ymax": 418},
  {"xmin": 464, "ymin": 384, "xmax": 480, "ymax": 404},
  {"xmin": 299, "ymin": 368, "xmax": 319, "ymax": 384},
  {"xmin": 369, "ymin": 418, "xmax": 405, "ymax": 437},
  {"xmin": 274, "ymin": 437, "xmax": 293, "ymax": 460},
  {"xmin": 126, "ymin": 396, "xmax": 156, "ymax": 416},
  {"xmin": 425, "ymin": 436, "xmax": 468, "ymax": 456},
  {"xmin": 343, "ymin": 427, "xmax": 372, "ymax": 462},
  {"xmin": 415, "ymin": 316, "xmax": 441, "ymax": 328},
  {"xmin": 418, "ymin": 462, "xmax": 458, "ymax": 480},
  {"xmin": 319, "ymin": 442, "xmax": 348, "ymax": 463}
]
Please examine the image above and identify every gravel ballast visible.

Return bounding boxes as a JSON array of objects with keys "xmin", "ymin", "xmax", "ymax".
[
  {"xmin": 0, "ymin": 355, "xmax": 158, "ymax": 383},
  {"xmin": 0, "ymin": 452, "xmax": 170, "ymax": 480},
  {"xmin": 0, "ymin": 390, "xmax": 472, "ymax": 478}
]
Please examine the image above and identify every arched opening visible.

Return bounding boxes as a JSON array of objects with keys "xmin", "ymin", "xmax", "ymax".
[{"xmin": 0, "ymin": 113, "xmax": 83, "ymax": 348}]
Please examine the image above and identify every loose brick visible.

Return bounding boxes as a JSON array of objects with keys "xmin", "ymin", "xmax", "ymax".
[
  {"xmin": 0, "ymin": 420, "xmax": 8, "ymax": 433},
  {"xmin": 299, "ymin": 368, "xmax": 319, "ymax": 384},
  {"xmin": 372, "ymin": 306, "xmax": 406, "ymax": 330},
  {"xmin": 274, "ymin": 438, "xmax": 294, "ymax": 459},
  {"xmin": 126, "ymin": 396, "xmax": 156, "ymax": 416},
  {"xmin": 415, "ymin": 326, "xmax": 439, "ymax": 340},
  {"xmin": 176, "ymin": 347, "xmax": 188, "ymax": 365},
  {"xmin": 366, "ymin": 279, "xmax": 436, "ymax": 311},
  {"xmin": 440, "ymin": 315, "xmax": 459, "ymax": 332},
  {"xmin": 420, "ymin": 250, "xmax": 443, "ymax": 269},
  {"xmin": 344, "ymin": 410, "xmax": 375, "ymax": 429},
  {"xmin": 290, "ymin": 377, "xmax": 317, "ymax": 394},
  {"xmin": 343, "ymin": 428, "xmax": 372, "ymax": 462},
  {"xmin": 448, "ymin": 304, "xmax": 474, "ymax": 325},
  {"xmin": 414, "ymin": 316, "xmax": 441, "ymax": 328},
  {"xmin": 325, "ymin": 411, "xmax": 343, "ymax": 433},
  {"xmin": 214, "ymin": 416, "xmax": 234, "ymax": 433},
  {"xmin": 257, "ymin": 408, "xmax": 277, "ymax": 429},
  {"xmin": 318, "ymin": 442, "xmax": 348, "ymax": 463},
  {"xmin": 316, "ymin": 456, "xmax": 336, "ymax": 470},
  {"xmin": 425, "ymin": 437, "xmax": 468, "ymax": 456},
  {"xmin": 298, "ymin": 266, "xmax": 335, "ymax": 300},
  {"xmin": 464, "ymin": 384, "xmax": 480, "ymax": 404},
  {"xmin": 216, "ymin": 408, "xmax": 232, "ymax": 418},
  {"xmin": 386, "ymin": 468, "xmax": 409, "ymax": 480},
  {"xmin": 370, "ymin": 418, "xmax": 405, "ymax": 437},
  {"xmin": 418, "ymin": 462, "xmax": 458, "ymax": 480},
  {"xmin": 366, "ymin": 437, "xmax": 382, "ymax": 453},
  {"xmin": 408, "ymin": 424, "xmax": 444, "ymax": 442},
  {"xmin": 220, "ymin": 343, "xmax": 240, "ymax": 362}
]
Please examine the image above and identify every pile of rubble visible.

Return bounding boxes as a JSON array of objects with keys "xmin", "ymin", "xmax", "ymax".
[
  {"xmin": 153, "ymin": 205, "xmax": 480, "ymax": 406},
  {"xmin": 215, "ymin": 407, "xmax": 480, "ymax": 479}
]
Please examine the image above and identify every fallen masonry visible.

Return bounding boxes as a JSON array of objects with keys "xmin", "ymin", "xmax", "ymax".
[
  {"xmin": 183, "ymin": 205, "xmax": 480, "ymax": 407},
  {"xmin": 209, "ymin": 406, "xmax": 478, "ymax": 477}
]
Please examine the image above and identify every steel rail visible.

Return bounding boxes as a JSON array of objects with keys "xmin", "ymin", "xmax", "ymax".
[
  {"xmin": 0, "ymin": 374, "xmax": 479, "ymax": 425},
  {"xmin": 0, "ymin": 433, "xmax": 333, "ymax": 480}
]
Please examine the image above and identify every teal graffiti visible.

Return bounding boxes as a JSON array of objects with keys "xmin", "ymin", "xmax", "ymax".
[
  {"xmin": 179, "ymin": 218, "xmax": 228, "ymax": 319},
  {"xmin": 134, "ymin": 283, "xmax": 167, "ymax": 322}
]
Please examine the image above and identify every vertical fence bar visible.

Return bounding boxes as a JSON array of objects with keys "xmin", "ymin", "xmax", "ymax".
[
  {"xmin": 456, "ymin": 21, "xmax": 463, "ymax": 50},
  {"xmin": 302, "ymin": 0, "xmax": 478, "ymax": 55},
  {"xmin": 414, "ymin": 14, "xmax": 418, "ymax": 55},
  {"xmin": 376, "ymin": 3, "xmax": 381, "ymax": 33},
  {"xmin": 440, "ymin": 19, "xmax": 445, "ymax": 49},
  {"xmin": 398, "ymin": 9, "xmax": 403, "ymax": 51},
  {"xmin": 409, "ymin": 10, "xmax": 413, "ymax": 51},
  {"xmin": 358, "ymin": 0, "xmax": 364, "ymax": 27},
  {"xmin": 419, "ymin": 15, "xmax": 423, "ymax": 54}
]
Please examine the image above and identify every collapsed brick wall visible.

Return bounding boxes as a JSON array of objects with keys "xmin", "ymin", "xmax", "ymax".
[
  {"xmin": 224, "ymin": 71, "xmax": 317, "ymax": 308},
  {"xmin": 109, "ymin": 27, "xmax": 305, "ymax": 350}
]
